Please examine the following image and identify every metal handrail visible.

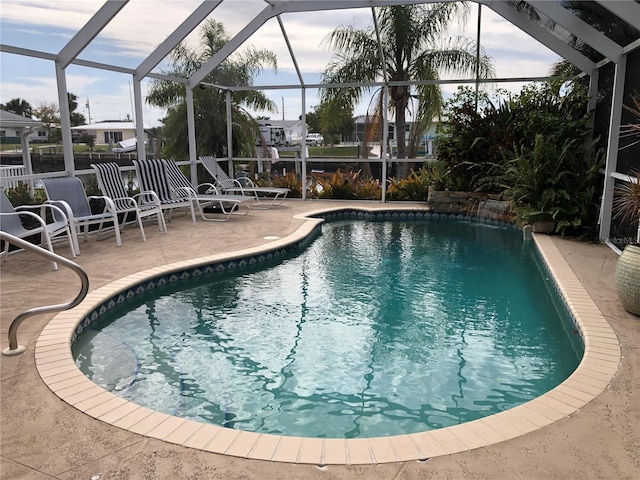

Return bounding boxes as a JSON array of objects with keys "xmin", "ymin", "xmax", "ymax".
[{"xmin": 1, "ymin": 232, "xmax": 89, "ymax": 356}]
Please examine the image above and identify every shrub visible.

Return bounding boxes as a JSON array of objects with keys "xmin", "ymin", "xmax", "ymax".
[
  {"xmin": 4, "ymin": 182, "xmax": 45, "ymax": 206},
  {"xmin": 308, "ymin": 170, "xmax": 381, "ymax": 200},
  {"xmin": 387, "ymin": 168, "xmax": 431, "ymax": 201},
  {"xmin": 261, "ymin": 171, "xmax": 303, "ymax": 198}
]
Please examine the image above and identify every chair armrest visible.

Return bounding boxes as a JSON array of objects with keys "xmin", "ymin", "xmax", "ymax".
[
  {"xmin": 111, "ymin": 196, "xmax": 139, "ymax": 209},
  {"xmin": 132, "ymin": 190, "xmax": 162, "ymax": 207},
  {"xmin": 87, "ymin": 195, "xmax": 118, "ymax": 214},
  {"xmin": 133, "ymin": 190, "xmax": 162, "ymax": 206},
  {"xmin": 44, "ymin": 199, "xmax": 74, "ymax": 221},
  {"xmin": 197, "ymin": 182, "xmax": 220, "ymax": 195},
  {"xmin": 16, "ymin": 203, "xmax": 71, "ymax": 225},
  {"xmin": 241, "ymin": 177, "xmax": 257, "ymax": 188},
  {"xmin": 0, "ymin": 210, "xmax": 47, "ymax": 231},
  {"xmin": 172, "ymin": 186, "xmax": 198, "ymax": 200}
]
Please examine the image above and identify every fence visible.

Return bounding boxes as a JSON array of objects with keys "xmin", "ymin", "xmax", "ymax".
[{"xmin": 0, "ymin": 165, "xmax": 26, "ymax": 189}]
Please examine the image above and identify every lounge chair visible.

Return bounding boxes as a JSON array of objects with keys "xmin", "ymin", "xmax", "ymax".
[
  {"xmin": 92, "ymin": 162, "xmax": 167, "ymax": 241},
  {"xmin": 1, "ymin": 188, "xmax": 76, "ymax": 270},
  {"xmin": 133, "ymin": 159, "xmax": 198, "ymax": 223},
  {"xmin": 200, "ymin": 156, "xmax": 289, "ymax": 208},
  {"xmin": 163, "ymin": 159, "xmax": 253, "ymax": 222},
  {"xmin": 40, "ymin": 177, "xmax": 122, "ymax": 254}
]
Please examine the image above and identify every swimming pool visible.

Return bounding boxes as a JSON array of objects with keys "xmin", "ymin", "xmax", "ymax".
[{"xmin": 72, "ymin": 215, "xmax": 581, "ymax": 439}]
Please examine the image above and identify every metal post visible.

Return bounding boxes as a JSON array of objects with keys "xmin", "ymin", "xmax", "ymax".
[
  {"xmin": 55, "ymin": 63, "xmax": 75, "ymax": 177},
  {"xmin": 381, "ymin": 86, "xmax": 389, "ymax": 202},
  {"xmin": 186, "ymin": 88, "xmax": 198, "ymax": 185},
  {"xmin": 226, "ymin": 89, "xmax": 233, "ymax": 177},
  {"xmin": 132, "ymin": 78, "xmax": 145, "ymax": 161},
  {"xmin": 599, "ymin": 56, "xmax": 627, "ymax": 241}
]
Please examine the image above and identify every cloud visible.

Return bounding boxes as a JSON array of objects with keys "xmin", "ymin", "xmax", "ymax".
[{"xmin": 1, "ymin": 1, "xmax": 560, "ymax": 125}]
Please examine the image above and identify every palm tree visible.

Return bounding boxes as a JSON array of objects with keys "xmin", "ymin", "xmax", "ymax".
[
  {"xmin": 147, "ymin": 19, "xmax": 278, "ymax": 158},
  {"xmin": 1, "ymin": 98, "xmax": 33, "ymax": 118},
  {"xmin": 321, "ymin": 4, "xmax": 494, "ymax": 177}
]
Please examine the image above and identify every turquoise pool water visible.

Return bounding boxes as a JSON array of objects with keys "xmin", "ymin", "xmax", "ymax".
[{"xmin": 74, "ymin": 218, "xmax": 582, "ymax": 438}]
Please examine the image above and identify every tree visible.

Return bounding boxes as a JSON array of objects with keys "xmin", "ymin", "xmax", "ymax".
[
  {"xmin": 321, "ymin": 4, "xmax": 494, "ymax": 177},
  {"xmin": 316, "ymin": 100, "xmax": 354, "ymax": 146},
  {"xmin": 147, "ymin": 19, "xmax": 277, "ymax": 159},
  {"xmin": 34, "ymin": 102, "xmax": 60, "ymax": 144},
  {"xmin": 68, "ymin": 93, "xmax": 86, "ymax": 126},
  {"xmin": 1, "ymin": 98, "xmax": 33, "ymax": 117}
]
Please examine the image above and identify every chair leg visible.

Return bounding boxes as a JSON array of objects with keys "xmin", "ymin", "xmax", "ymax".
[
  {"xmin": 136, "ymin": 212, "xmax": 147, "ymax": 242},
  {"xmin": 41, "ymin": 231, "xmax": 59, "ymax": 271},
  {"xmin": 70, "ymin": 223, "xmax": 81, "ymax": 255},
  {"xmin": 112, "ymin": 215, "xmax": 122, "ymax": 247},
  {"xmin": 157, "ymin": 211, "xmax": 167, "ymax": 233}
]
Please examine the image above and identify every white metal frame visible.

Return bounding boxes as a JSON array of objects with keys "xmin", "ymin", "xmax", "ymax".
[{"xmin": 1, "ymin": 0, "xmax": 638, "ymax": 241}]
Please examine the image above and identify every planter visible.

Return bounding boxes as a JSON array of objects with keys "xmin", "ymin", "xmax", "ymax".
[
  {"xmin": 532, "ymin": 220, "xmax": 555, "ymax": 234},
  {"xmin": 615, "ymin": 244, "xmax": 640, "ymax": 316}
]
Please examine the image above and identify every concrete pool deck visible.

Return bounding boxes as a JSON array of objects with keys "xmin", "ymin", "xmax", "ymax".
[{"xmin": 1, "ymin": 200, "xmax": 639, "ymax": 479}]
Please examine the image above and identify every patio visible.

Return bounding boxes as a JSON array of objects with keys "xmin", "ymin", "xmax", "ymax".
[{"xmin": 1, "ymin": 200, "xmax": 638, "ymax": 480}]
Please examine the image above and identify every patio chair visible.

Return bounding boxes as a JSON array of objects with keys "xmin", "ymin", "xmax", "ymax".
[
  {"xmin": 163, "ymin": 159, "xmax": 253, "ymax": 222},
  {"xmin": 133, "ymin": 158, "xmax": 198, "ymax": 224},
  {"xmin": 40, "ymin": 177, "xmax": 122, "ymax": 254},
  {"xmin": 1, "ymin": 188, "xmax": 76, "ymax": 270},
  {"xmin": 91, "ymin": 162, "xmax": 167, "ymax": 241},
  {"xmin": 200, "ymin": 156, "xmax": 289, "ymax": 208}
]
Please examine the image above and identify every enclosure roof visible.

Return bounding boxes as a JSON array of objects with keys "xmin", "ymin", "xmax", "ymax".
[{"xmin": 1, "ymin": 0, "xmax": 639, "ymax": 93}]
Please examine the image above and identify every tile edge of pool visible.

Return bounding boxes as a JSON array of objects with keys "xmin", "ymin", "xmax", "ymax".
[{"xmin": 34, "ymin": 209, "xmax": 621, "ymax": 466}]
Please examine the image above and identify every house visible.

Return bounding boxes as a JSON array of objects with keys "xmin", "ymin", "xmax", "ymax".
[
  {"xmin": 0, "ymin": 109, "xmax": 47, "ymax": 144},
  {"xmin": 257, "ymin": 119, "xmax": 305, "ymax": 145},
  {"xmin": 70, "ymin": 121, "xmax": 148, "ymax": 146},
  {"xmin": 346, "ymin": 115, "xmax": 438, "ymax": 156}
]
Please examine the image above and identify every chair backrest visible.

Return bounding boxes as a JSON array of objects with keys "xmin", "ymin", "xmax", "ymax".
[
  {"xmin": 0, "ymin": 189, "xmax": 29, "ymax": 235},
  {"xmin": 41, "ymin": 177, "xmax": 92, "ymax": 218},
  {"xmin": 91, "ymin": 162, "xmax": 132, "ymax": 211},
  {"xmin": 200, "ymin": 156, "xmax": 236, "ymax": 190},
  {"xmin": 133, "ymin": 159, "xmax": 175, "ymax": 202},
  {"xmin": 163, "ymin": 159, "xmax": 192, "ymax": 198}
]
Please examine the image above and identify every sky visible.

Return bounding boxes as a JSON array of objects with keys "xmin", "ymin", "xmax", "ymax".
[{"xmin": 0, "ymin": 0, "xmax": 562, "ymax": 129}]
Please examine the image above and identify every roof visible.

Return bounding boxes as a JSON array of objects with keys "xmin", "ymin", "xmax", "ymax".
[
  {"xmin": 0, "ymin": 109, "xmax": 43, "ymax": 129},
  {"xmin": 70, "ymin": 121, "xmax": 136, "ymax": 131},
  {"xmin": 258, "ymin": 120, "xmax": 303, "ymax": 129}
]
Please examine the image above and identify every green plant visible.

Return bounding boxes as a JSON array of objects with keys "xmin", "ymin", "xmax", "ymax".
[
  {"xmin": 387, "ymin": 168, "xmax": 430, "ymax": 201},
  {"xmin": 260, "ymin": 171, "xmax": 303, "ymax": 198},
  {"xmin": 314, "ymin": 171, "xmax": 358, "ymax": 200},
  {"xmin": 306, "ymin": 170, "xmax": 381, "ymax": 200},
  {"xmin": 613, "ymin": 170, "xmax": 640, "ymax": 242},
  {"xmin": 437, "ymin": 80, "xmax": 592, "ymax": 193},
  {"xmin": 4, "ymin": 182, "xmax": 39, "ymax": 206},
  {"xmin": 498, "ymin": 134, "xmax": 603, "ymax": 236}
]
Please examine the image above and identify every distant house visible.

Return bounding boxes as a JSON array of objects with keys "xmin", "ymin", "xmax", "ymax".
[
  {"xmin": 257, "ymin": 119, "xmax": 306, "ymax": 145},
  {"xmin": 346, "ymin": 115, "xmax": 438, "ymax": 155},
  {"xmin": 0, "ymin": 109, "xmax": 47, "ymax": 144},
  {"xmin": 70, "ymin": 121, "xmax": 148, "ymax": 146}
]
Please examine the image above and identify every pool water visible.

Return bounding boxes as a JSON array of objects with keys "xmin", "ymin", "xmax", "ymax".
[{"xmin": 74, "ymin": 218, "xmax": 582, "ymax": 438}]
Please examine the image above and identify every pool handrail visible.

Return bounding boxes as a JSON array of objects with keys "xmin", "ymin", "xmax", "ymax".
[{"xmin": 1, "ymin": 231, "xmax": 89, "ymax": 356}]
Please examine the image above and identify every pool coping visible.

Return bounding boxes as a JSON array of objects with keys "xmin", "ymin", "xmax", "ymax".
[{"xmin": 34, "ymin": 206, "xmax": 621, "ymax": 465}]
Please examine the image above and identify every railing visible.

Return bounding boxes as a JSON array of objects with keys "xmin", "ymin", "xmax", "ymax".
[
  {"xmin": 1, "ymin": 232, "xmax": 89, "ymax": 356},
  {"xmin": 0, "ymin": 165, "xmax": 26, "ymax": 189}
]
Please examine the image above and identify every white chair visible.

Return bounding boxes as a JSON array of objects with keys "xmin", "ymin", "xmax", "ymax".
[
  {"xmin": 92, "ymin": 162, "xmax": 167, "ymax": 241},
  {"xmin": 163, "ymin": 159, "xmax": 253, "ymax": 221},
  {"xmin": 40, "ymin": 177, "xmax": 122, "ymax": 254},
  {"xmin": 133, "ymin": 158, "xmax": 198, "ymax": 223},
  {"xmin": 1, "ymin": 188, "xmax": 76, "ymax": 270},
  {"xmin": 200, "ymin": 156, "xmax": 289, "ymax": 208}
]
